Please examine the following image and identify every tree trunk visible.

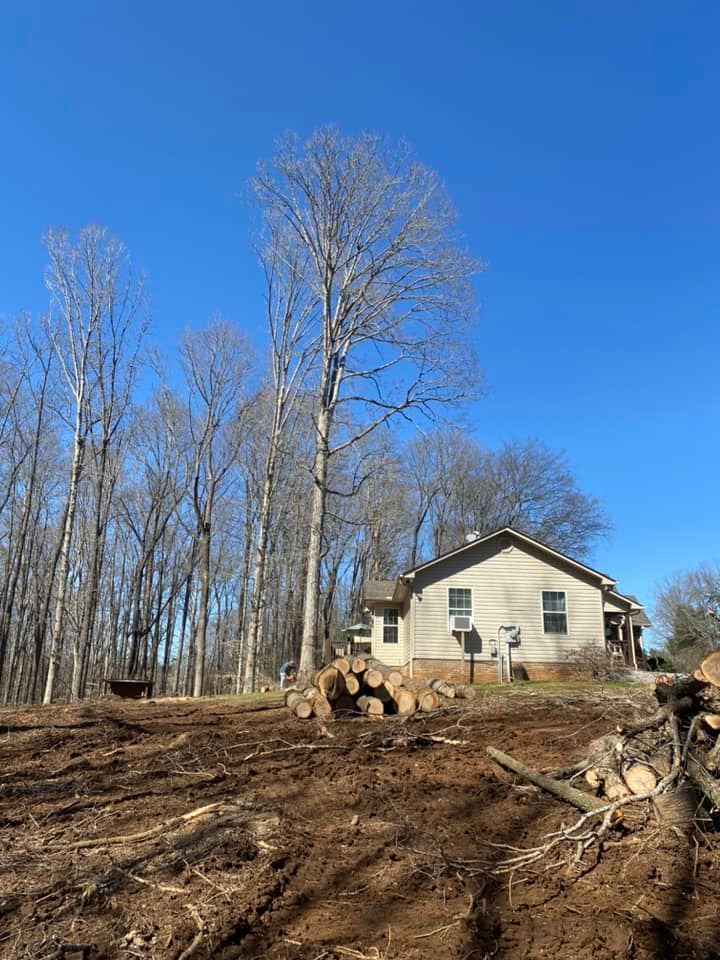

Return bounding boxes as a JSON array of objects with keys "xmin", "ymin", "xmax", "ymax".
[
  {"xmin": 299, "ymin": 407, "xmax": 330, "ymax": 682},
  {"xmin": 193, "ymin": 521, "xmax": 212, "ymax": 697},
  {"xmin": 44, "ymin": 432, "xmax": 85, "ymax": 704}
]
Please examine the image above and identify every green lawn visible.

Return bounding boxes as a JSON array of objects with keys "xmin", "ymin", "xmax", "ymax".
[{"xmin": 471, "ymin": 678, "xmax": 648, "ymax": 695}]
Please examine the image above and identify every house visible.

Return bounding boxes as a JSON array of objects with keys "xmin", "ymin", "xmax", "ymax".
[{"xmin": 360, "ymin": 527, "xmax": 650, "ymax": 682}]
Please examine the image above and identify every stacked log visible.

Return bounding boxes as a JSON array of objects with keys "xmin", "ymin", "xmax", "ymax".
[{"xmin": 284, "ymin": 657, "xmax": 476, "ymax": 720}]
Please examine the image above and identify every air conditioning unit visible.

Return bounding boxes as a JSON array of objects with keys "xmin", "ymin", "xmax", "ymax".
[{"xmin": 451, "ymin": 615, "xmax": 472, "ymax": 632}]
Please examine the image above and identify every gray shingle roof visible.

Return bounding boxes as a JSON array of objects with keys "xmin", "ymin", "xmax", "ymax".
[{"xmin": 363, "ymin": 579, "xmax": 397, "ymax": 601}]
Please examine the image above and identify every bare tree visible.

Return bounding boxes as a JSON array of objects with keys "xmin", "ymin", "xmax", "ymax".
[
  {"xmin": 654, "ymin": 564, "xmax": 720, "ymax": 670},
  {"xmin": 240, "ymin": 232, "xmax": 317, "ymax": 692},
  {"xmin": 407, "ymin": 433, "xmax": 610, "ymax": 562},
  {"xmin": 181, "ymin": 320, "xmax": 252, "ymax": 697},
  {"xmin": 254, "ymin": 128, "xmax": 479, "ymax": 678},
  {"xmin": 42, "ymin": 226, "xmax": 145, "ymax": 703}
]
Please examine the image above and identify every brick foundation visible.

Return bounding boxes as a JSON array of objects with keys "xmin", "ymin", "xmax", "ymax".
[{"xmin": 410, "ymin": 658, "xmax": 580, "ymax": 683}]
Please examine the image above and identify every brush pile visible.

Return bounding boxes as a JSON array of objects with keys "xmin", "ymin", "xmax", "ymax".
[
  {"xmin": 284, "ymin": 656, "xmax": 475, "ymax": 719},
  {"xmin": 489, "ymin": 651, "xmax": 720, "ymax": 837}
]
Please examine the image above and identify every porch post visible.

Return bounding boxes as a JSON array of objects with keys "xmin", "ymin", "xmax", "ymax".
[{"xmin": 627, "ymin": 614, "xmax": 637, "ymax": 669}]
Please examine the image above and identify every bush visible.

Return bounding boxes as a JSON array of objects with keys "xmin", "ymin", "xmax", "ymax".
[{"xmin": 565, "ymin": 645, "xmax": 618, "ymax": 681}]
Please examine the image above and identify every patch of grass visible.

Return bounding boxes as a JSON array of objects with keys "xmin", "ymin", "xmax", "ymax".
[{"xmin": 471, "ymin": 678, "xmax": 646, "ymax": 695}]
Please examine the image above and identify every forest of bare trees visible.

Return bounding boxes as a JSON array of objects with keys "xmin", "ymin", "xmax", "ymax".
[{"xmin": 0, "ymin": 129, "xmax": 610, "ymax": 704}]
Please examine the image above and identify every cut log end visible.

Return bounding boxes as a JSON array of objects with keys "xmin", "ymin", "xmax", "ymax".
[{"xmin": 623, "ymin": 763, "xmax": 658, "ymax": 796}]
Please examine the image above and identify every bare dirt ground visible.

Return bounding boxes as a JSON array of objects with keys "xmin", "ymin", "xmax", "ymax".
[{"xmin": 1, "ymin": 687, "xmax": 719, "ymax": 960}]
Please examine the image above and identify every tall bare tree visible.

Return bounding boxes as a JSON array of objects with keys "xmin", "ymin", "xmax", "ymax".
[
  {"xmin": 42, "ymin": 227, "xmax": 145, "ymax": 703},
  {"xmin": 181, "ymin": 320, "xmax": 252, "ymax": 697},
  {"xmin": 254, "ymin": 128, "xmax": 478, "ymax": 678},
  {"xmin": 240, "ymin": 231, "xmax": 317, "ymax": 692}
]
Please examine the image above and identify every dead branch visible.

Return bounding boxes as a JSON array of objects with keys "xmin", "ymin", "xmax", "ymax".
[
  {"xmin": 487, "ymin": 746, "xmax": 606, "ymax": 813},
  {"xmin": 43, "ymin": 801, "xmax": 277, "ymax": 850}
]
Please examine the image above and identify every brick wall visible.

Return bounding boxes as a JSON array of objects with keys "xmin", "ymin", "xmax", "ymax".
[{"xmin": 410, "ymin": 658, "xmax": 580, "ymax": 683}]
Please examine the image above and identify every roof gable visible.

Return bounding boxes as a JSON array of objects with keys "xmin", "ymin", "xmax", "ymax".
[{"xmin": 404, "ymin": 527, "xmax": 616, "ymax": 587}]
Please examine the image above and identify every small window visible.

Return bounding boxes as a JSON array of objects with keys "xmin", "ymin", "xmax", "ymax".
[
  {"xmin": 448, "ymin": 588, "xmax": 472, "ymax": 627},
  {"xmin": 382, "ymin": 607, "xmax": 399, "ymax": 643},
  {"xmin": 542, "ymin": 591, "xmax": 568, "ymax": 634}
]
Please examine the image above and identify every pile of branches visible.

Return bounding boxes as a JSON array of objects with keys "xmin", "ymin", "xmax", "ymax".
[
  {"xmin": 486, "ymin": 653, "xmax": 720, "ymax": 869},
  {"xmin": 285, "ymin": 657, "xmax": 476, "ymax": 720}
]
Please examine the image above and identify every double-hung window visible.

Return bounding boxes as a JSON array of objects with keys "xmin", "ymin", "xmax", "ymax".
[
  {"xmin": 382, "ymin": 607, "xmax": 399, "ymax": 644},
  {"xmin": 448, "ymin": 587, "xmax": 472, "ymax": 628},
  {"xmin": 542, "ymin": 591, "xmax": 568, "ymax": 634}
]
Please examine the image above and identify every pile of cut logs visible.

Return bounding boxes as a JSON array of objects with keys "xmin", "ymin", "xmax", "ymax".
[
  {"xmin": 489, "ymin": 651, "xmax": 720, "ymax": 829},
  {"xmin": 284, "ymin": 657, "xmax": 476, "ymax": 719}
]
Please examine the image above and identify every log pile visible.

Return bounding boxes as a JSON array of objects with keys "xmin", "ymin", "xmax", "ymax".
[
  {"xmin": 285, "ymin": 656, "xmax": 476, "ymax": 720},
  {"xmin": 490, "ymin": 651, "xmax": 720, "ymax": 834}
]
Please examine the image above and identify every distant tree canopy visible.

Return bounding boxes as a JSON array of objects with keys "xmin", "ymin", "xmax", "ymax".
[
  {"xmin": 654, "ymin": 564, "xmax": 720, "ymax": 670},
  {"xmin": 405, "ymin": 432, "xmax": 610, "ymax": 566}
]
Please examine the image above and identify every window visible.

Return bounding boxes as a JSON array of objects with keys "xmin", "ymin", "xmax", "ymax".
[
  {"xmin": 448, "ymin": 588, "xmax": 472, "ymax": 628},
  {"xmin": 382, "ymin": 607, "xmax": 399, "ymax": 644},
  {"xmin": 542, "ymin": 591, "xmax": 568, "ymax": 634}
]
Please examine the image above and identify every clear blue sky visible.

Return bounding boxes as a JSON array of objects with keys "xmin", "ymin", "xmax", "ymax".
[{"xmin": 1, "ymin": 1, "xmax": 718, "ymax": 638}]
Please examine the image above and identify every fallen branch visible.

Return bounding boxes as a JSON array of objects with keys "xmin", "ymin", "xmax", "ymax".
[
  {"xmin": 177, "ymin": 904, "xmax": 207, "ymax": 960},
  {"xmin": 486, "ymin": 746, "xmax": 606, "ymax": 813},
  {"xmin": 44, "ymin": 801, "xmax": 276, "ymax": 850},
  {"xmin": 617, "ymin": 697, "xmax": 693, "ymax": 736}
]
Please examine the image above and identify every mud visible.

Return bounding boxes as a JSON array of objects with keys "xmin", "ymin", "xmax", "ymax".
[{"xmin": 1, "ymin": 689, "xmax": 719, "ymax": 959}]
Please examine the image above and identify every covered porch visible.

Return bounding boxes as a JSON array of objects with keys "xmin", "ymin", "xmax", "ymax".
[{"xmin": 604, "ymin": 590, "xmax": 651, "ymax": 669}]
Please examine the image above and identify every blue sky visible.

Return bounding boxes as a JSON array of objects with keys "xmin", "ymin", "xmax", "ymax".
[{"xmin": 1, "ymin": 1, "xmax": 718, "ymax": 638}]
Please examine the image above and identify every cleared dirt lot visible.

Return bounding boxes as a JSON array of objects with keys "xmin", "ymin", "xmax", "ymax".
[{"xmin": 1, "ymin": 687, "xmax": 719, "ymax": 960}]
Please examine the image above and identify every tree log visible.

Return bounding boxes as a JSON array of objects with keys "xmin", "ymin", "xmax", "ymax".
[
  {"xmin": 364, "ymin": 669, "xmax": 384, "ymax": 689},
  {"xmin": 393, "ymin": 688, "xmax": 417, "ymax": 716},
  {"xmin": 357, "ymin": 695, "xmax": 384, "ymax": 716},
  {"xmin": 284, "ymin": 690, "xmax": 312, "ymax": 719},
  {"xmin": 374, "ymin": 680, "xmax": 395, "ymax": 703},
  {"xmin": 686, "ymin": 753, "xmax": 720, "ymax": 809},
  {"xmin": 700, "ymin": 651, "xmax": 720, "ymax": 688},
  {"xmin": 623, "ymin": 763, "xmax": 658, "ymax": 795},
  {"xmin": 429, "ymin": 679, "xmax": 456, "ymax": 698},
  {"xmin": 363, "ymin": 658, "xmax": 404, "ymax": 687},
  {"xmin": 299, "ymin": 687, "xmax": 333, "ymax": 719},
  {"xmin": 454, "ymin": 684, "xmax": 477, "ymax": 700},
  {"xmin": 487, "ymin": 746, "xmax": 606, "ymax": 813},
  {"xmin": 654, "ymin": 679, "xmax": 704, "ymax": 705},
  {"xmin": 350, "ymin": 658, "xmax": 367, "ymax": 675},
  {"xmin": 653, "ymin": 785, "xmax": 704, "ymax": 831},
  {"xmin": 332, "ymin": 657, "xmax": 351, "ymax": 675},
  {"xmin": 416, "ymin": 689, "xmax": 440, "ymax": 712},
  {"xmin": 316, "ymin": 666, "xmax": 346, "ymax": 701},
  {"xmin": 344, "ymin": 673, "xmax": 361, "ymax": 697}
]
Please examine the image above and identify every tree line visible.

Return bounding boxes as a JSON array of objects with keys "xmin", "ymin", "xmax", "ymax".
[{"xmin": 0, "ymin": 129, "xmax": 609, "ymax": 704}]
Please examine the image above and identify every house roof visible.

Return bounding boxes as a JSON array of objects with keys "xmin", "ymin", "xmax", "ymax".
[
  {"xmin": 363, "ymin": 580, "xmax": 398, "ymax": 601},
  {"xmin": 403, "ymin": 527, "xmax": 617, "ymax": 587},
  {"xmin": 620, "ymin": 593, "xmax": 652, "ymax": 627},
  {"xmin": 604, "ymin": 590, "xmax": 653, "ymax": 627}
]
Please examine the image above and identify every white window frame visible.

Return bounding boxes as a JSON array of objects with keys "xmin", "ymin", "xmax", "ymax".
[
  {"xmin": 541, "ymin": 590, "xmax": 569, "ymax": 635},
  {"xmin": 447, "ymin": 587, "xmax": 473, "ymax": 631},
  {"xmin": 382, "ymin": 606, "xmax": 399, "ymax": 644}
]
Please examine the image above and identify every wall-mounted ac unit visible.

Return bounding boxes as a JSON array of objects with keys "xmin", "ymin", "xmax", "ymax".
[{"xmin": 451, "ymin": 615, "xmax": 472, "ymax": 632}]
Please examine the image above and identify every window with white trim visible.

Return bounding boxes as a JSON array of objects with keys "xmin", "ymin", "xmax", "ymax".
[
  {"xmin": 542, "ymin": 591, "xmax": 568, "ymax": 634},
  {"xmin": 382, "ymin": 607, "xmax": 399, "ymax": 643},
  {"xmin": 448, "ymin": 588, "xmax": 472, "ymax": 628}
]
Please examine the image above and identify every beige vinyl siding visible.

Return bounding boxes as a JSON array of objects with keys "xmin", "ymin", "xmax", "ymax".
[
  {"xmin": 412, "ymin": 536, "xmax": 605, "ymax": 663},
  {"xmin": 370, "ymin": 602, "xmax": 408, "ymax": 665}
]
